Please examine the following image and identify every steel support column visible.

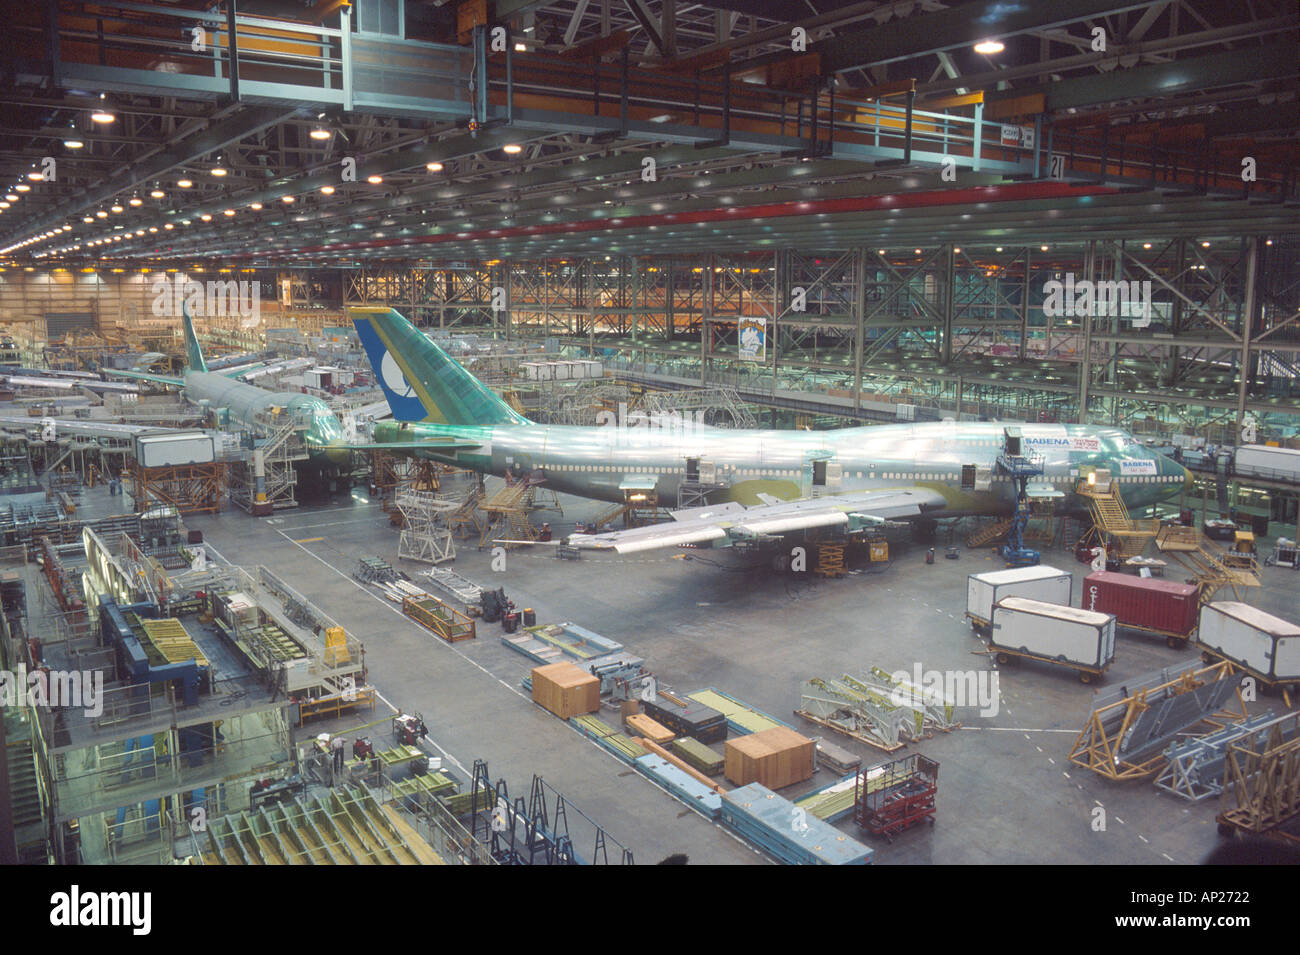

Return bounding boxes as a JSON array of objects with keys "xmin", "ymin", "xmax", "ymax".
[{"xmin": 1236, "ymin": 237, "xmax": 1259, "ymax": 433}]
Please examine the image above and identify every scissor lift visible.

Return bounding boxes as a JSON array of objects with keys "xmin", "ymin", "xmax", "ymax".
[{"xmin": 853, "ymin": 754, "xmax": 939, "ymax": 841}]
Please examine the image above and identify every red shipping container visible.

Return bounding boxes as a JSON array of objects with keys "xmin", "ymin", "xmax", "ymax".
[{"xmin": 1082, "ymin": 572, "xmax": 1199, "ymax": 638}]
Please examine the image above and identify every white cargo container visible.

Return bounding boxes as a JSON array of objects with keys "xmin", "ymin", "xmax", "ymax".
[
  {"xmin": 552, "ymin": 361, "xmax": 571, "ymax": 380},
  {"xmin": 1197, "ymin": 602, "xmax": 1300, "ymax": 685},
  {"xmin": 583, "ymin": 359, "xmax": 604, "ymax": 377},
  {"xmin": 1232, "ymin": 445, "xmax": 1300, "ymax": 483},
  {"xmin": 965, "ymin": 565, "xmax": 1073, "ymax": 632},
  {"xmin": 990, "ymin": 597, "xmax": 1116, "ymax": 682},
  {"xmin": 134, "ymin": 431, "xmax": 215, "ymax": 468}
]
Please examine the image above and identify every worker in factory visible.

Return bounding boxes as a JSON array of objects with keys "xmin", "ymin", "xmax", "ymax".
[{"xmin": 331, "ymin": 735, "xmax": 345, "ymax": 776}]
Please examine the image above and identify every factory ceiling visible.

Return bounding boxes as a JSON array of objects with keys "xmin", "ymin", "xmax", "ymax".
[{"xmin": 0, "ymin": 0, "xmax": 1294, "ymax": 266}]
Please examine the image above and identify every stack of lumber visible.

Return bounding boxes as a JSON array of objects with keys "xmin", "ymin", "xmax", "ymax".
[
  {"xmin": 531, "ymin": 662, "xmax": 600, "ymax": 719},
  {"xmin": 725, "ymin": 726, "xmax": 816, "ymax": 788},
  {"xmin": 626, "ymin": 713, "xmax": 674, "ymax": 745},
  {"xmin": 670, "ymin": 737, "xmax": 725, "ymax": 776}
]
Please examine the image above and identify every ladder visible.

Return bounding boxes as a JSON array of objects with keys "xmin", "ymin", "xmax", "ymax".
[
  {"xmin": 1155, "ymin": 525, "xmax": 1260, "ymax": 602},
  {"xmin": 966, "ymin": 517, "xmax": 1012, "ymax": 548},
  {"xmin": 1075, "ymin": 479, "xmax": 1159, "ymax": 559}
]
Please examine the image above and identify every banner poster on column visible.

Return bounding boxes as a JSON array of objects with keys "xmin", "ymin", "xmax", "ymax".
[{"xmin": 738, "ymin": 316, "xmax": 766, "ymax": 362}]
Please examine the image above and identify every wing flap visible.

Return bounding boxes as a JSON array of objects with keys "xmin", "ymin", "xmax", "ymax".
[{"xmin": 564, "ymin": 487, "xmax": 946, "ymax": 555}]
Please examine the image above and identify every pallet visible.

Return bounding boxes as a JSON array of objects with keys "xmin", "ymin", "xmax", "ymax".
[{"xmin": 793, "ymin": 709, "xmax": 905, "ymax": 754}]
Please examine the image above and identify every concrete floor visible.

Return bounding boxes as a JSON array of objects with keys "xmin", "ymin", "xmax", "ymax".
[{"xmin": 185, "ymin": 484, "xmax": 1300, "ymax": 866}]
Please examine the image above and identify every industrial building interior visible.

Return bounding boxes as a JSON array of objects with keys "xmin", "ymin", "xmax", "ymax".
[{"xmin": 0, "ymin": 0, "xmax": 1298, "ymax": 876}]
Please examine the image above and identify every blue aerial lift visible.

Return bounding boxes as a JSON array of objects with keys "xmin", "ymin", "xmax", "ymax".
[{"xmin": 996, "ymin": 427, "xmax": 1044, "ymax": 567}]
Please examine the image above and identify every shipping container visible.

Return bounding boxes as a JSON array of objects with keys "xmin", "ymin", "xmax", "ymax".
[
  {"xmin": 965, "ymin": 565, "xmax": 1072, "ymax": 631},
  {"xmin": 133, "ymin": 431, "xmax": 215, "ymax": 468},
  {"xmin": 1082, "ymin": 571, "xmax": 1199, "ymax": 647},
  {"xmin": 1232, "ymin": 445, "xmax": 1300, "ymax": 483},
  {"xmin": 1197, "ymin": 602, "xmax": 1300, "ymax": 685},
  {"xmin": 990, "ymin": 597, "xmax": 1117, "ymax": 682}
]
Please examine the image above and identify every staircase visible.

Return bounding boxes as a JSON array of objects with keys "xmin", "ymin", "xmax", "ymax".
[
  {"xmin": 6, "ymin": 738, "xmax": 46, "ymax": 862},
  {"xmin": 1075, "ymin": 479, "xmax": 1159, "ymax": 559},
  {"xmin": 1155, "ymin": 525, "xmax": 1261, "ymax": 602},
  {"xmin": 967, "ymin": 517, "xmax": 1013, "ymax": 548}
]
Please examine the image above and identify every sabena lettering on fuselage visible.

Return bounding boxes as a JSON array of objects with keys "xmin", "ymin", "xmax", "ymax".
[
  {"xmin": 149, "ymin": 274, "xmax": 260, "ymax": 320},
  {"xmin": 1042, "ymin": 274, "xmax": 1152, "ymax": 327}
]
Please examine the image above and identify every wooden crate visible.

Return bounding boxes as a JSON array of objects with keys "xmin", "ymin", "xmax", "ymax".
[
  {"xmin": 626, "ymin": 713, "xmax": 674, "ymax": 745},
  {"xmin": 531, "ymin": 662, "xmax": 600, "ymax": 719},
  {"xmin": 724, "ymin": 727, "xmax": 815, "ymax": 789}
]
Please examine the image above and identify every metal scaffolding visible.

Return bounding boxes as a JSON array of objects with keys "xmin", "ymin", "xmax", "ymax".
[{"xmin": 394, "ymin": 489, "xmax": 457, "ymax": 566}]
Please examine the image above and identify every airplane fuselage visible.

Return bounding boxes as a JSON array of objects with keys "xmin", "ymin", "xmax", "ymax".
[
  {"xmin": 183, "ymin": 371, "xmax": 347, "ymax": 465},
  {"xmin": 374, "ymin": 419, "xmax": 1191, "ymax": 517}
]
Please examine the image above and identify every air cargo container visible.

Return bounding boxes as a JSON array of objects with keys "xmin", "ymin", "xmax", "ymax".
[
  {"xmin": 1082, "ymin": 571, "xmax": 1200, "ymax": 648},
  {"xmin": 1231, "ymin": 445, "xmax": 1300, "ymax": 483},
  {"xmin": 989, "ymin": 597, "xmax": 1117, "ymax": 683},
  {"xmin": 965, "ymin": 565, "xmax": 1073, "ymax": 633},
  {"xmin": 133, "ymin": 431, "xmax": 215, "ymax": 468},
  {"xmin": 1197, "ymin": 602, "xmax": 1300, "ymax": 689}
]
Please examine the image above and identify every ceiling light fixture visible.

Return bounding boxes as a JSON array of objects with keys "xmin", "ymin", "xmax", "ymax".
[
  {"xmin": 974, "ymin": 39, "xmax": 1004, "ymax": 55},
  {"xmin": 426, "ymin": 162, "xmax": 443, "ymax": 172},
  {"xmin": 503, "ymin": 144, "xmax": 522, "ymax": 154},
  {"xmin": 177, "ymin": 177, "xmax": 193, "ymax": 188}
]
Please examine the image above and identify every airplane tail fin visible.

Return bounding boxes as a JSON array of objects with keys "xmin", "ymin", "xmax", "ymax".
[
  {"xmin": 350, "ymin": 307, "xmax": 530, "ymax": 426},
  {"xmin": 181, "ymin": 305, "xmax": 208, "ymax": 373}
]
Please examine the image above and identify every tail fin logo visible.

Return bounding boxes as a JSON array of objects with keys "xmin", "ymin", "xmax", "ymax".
[{"xmin": 380, "ymin": 351, "xmax": 415, "ymax": 398}]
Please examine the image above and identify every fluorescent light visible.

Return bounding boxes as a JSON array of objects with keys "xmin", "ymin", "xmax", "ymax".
[
  {"xmin": 200, "ymin": 213, "xmax": 212, "ymax": 221},
  {"xmin": 310, "ymin": 127, "xmax": 331, "ymax": 140},
  {"xmin": 177, "ymin": 178, "xmax": 193, "ymax": 188},
  {"xmin": 211, "ymin": 166, "xmax": 227, "ymax": 177},
  {"xmin": 96, "ymin": 210, "xmax": 108, "ymax": 218},
  {"xmin": 281, "ymin": 195, "xmax": 295, "ymax": 204},
  {"xmin": 974, "ymin": 39, "xmax": 1004, "ymax": 55},
  {"xmin": 128, "ymin": 197, "xmax": 142, "ymax": 206},
  {"xmin": 223, "ymin": 209, "xmax": 235, "ymax": 216},
  {"xmin": 91, "ymin": 110, "xmax": 115, "ymax": 124},
  {"xmin": 150, "ymin": 189, "xmax": 164, "ymax": 198},
  {"xmin": 110, "ymin": 204, "xmax": 123, "ymax": 213},
  {"xmin": 320, "ymin": 185, "xmax": 335, "ymax": 195},
  {"xmin": 63, "ymin": 138, "xmax": 84, "ymax": 149},
  {"xmin": 426, "ymin": 162, "xmax": 444, "ymax": 172},
  {"xmin": 15, "ymin": 184, "xmax": 30, "ymax": 193},
  {"xmin": 503, "ymin": 144, "xmax": 522, "ymax": 154},
  {"xmin": 164, "ymin": 223, "xmax": 174, "ymax": 230},
  {"xmin": 250, "ymin": 202, "xmax": 262, "ymax": 210},
  {"xmin": 27, "ymin": 172, "xmax": 44, "ymax": 181},
  {"xmin": 366, "ymin": 175, "xmax": 383, "ymax": 184}
]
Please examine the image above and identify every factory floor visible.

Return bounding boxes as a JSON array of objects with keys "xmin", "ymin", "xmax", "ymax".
[{"xmin": 185, "ymin": 483, "xmax": 1300, "ymax": 866}]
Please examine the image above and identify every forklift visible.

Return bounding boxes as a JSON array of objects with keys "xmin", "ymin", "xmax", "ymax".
[{"xmin": 1224, "ymin": 530, "xmax": 1257, "ymax": 568}]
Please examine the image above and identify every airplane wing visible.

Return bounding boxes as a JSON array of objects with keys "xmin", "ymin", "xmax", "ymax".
[
  {"xmin": 567, "ymin": 487, "xmax": 947, "ymax": 555},
  {"xmin": 104, "ymin": 369, "xmax": 185, "ymax": 388}
]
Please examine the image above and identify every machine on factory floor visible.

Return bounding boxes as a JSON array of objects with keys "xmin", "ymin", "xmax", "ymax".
[
  {"xmin": 853, "ymin": 754, "xmax": 940, "ymax": 841},
  {"xmin": 393, "ymin": 712, "xmax": 428, "ymax": 746}
]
